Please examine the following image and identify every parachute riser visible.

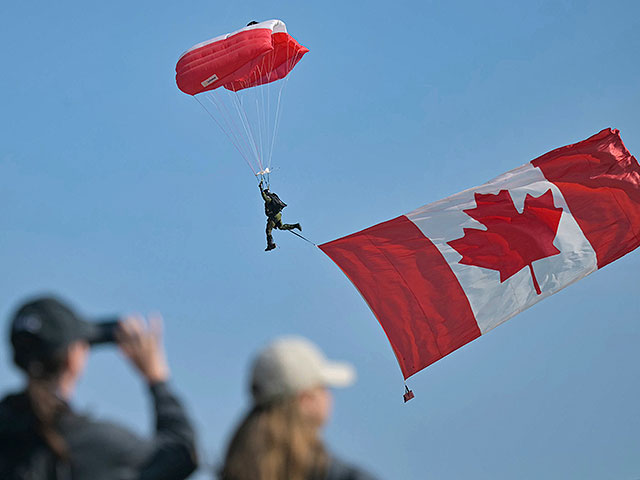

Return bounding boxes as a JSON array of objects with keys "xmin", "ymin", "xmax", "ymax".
[{"xmin": 256, "ymin": 168, "xmax": 271, "ymax": 189}]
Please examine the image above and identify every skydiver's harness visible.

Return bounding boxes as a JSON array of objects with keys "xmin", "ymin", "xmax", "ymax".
[{"xmin": 264, "ymin": 191, "xmax": 287, "ymax": 218}]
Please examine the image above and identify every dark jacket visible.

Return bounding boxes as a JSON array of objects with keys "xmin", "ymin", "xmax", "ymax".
[
  {"xmin": 0, "ymin": 382, "xmax": 197, "ymax": 480},
  {"xmin": 324, "ymin": 456, "xmax": 379, "ymax": 480},
  {"xmin": 260, "ymin": 188, "xmax": 287, "ymax": 218}
]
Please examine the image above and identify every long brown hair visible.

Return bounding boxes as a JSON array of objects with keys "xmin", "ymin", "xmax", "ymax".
[
  {"xmin": 14, "ymin": 348, "xmax": 70, "ymax": 460},
  {"xmin": 219, "ymin": 397, "xmax": 328, "ymax": 480}
]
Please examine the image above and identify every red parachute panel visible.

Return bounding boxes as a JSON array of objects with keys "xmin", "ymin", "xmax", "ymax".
[{"xmin": 176, "ymin": 21, "xmax": 308, "ymax": 95}]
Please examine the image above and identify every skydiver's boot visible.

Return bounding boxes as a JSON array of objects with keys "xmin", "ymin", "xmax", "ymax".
[
  {"xmin": 294, "ymin": 223, "xmax": 302, "ymax": 231},
  {"xmin": 265, "ymin": 231, "xmax": 276, "ymax": 251}
]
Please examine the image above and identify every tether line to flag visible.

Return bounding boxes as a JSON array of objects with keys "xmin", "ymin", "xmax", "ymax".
[{"xmin": 288, "ymin": 229, "xmax": 317, "ymax": 247}]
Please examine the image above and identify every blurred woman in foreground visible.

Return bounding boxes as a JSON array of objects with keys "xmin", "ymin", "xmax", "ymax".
[
  {"xmin": 0, "ymin": 296, "xmax": 197, "ymax": 480},
  {"xmin": 219, "ymin": 336, "xmax": 379, "ymax": 480}
]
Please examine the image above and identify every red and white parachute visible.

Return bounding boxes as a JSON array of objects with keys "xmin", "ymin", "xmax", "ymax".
[{"xmin": 176, "ymin": 20, "xmax": 309, "ymax": 186}]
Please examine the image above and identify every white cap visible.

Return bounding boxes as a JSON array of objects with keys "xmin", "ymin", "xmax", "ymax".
[{"xmin": 250, "ymin": 336, "xmax": 356, "ymax": 405}]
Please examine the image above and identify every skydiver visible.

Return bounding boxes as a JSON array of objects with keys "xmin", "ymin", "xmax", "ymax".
[{"xmin": 259, "ymin": 181, "xmax": 301, "ymax": 251}]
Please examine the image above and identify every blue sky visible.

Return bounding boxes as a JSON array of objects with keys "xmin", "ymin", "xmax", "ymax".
[{"xmin": 1, "ymin": 1, "xmax": 639, "ymax": 478}]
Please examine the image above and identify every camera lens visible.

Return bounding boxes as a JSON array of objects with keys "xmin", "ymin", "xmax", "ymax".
[{"xmin": 89, "ymin": 319, "xmax": 120, "ymax": 345}]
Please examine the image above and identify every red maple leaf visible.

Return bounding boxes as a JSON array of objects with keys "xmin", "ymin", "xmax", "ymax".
[{"xmin": 447, "ymin": 189, "xmax": 563, "ymax": 295}]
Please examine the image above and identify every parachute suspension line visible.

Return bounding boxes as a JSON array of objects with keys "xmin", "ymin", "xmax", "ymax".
[
  {"xmin": 212, "ymin": 93, "xmax": 255, "ymax": 164},
  {"xmin": 239, "ymin": 80, "xmax": 265, "ymax": 173},
  {"xmin": 268, "ymin": 74, "xmax": 288, "ymax": 172},
  {"xmin": 256, "ymin": 65, "xmax": 267, "ymax": 174},
  {"xmin": 264, "ymin": 65, "xmax": 271, "ymax": 175},
  {"xmin": 264, "ymin": 51, "xmax": 275, "ymax": 173},
  {"xmin": 267, "ymin": 44, "xmax": 303, "ymax": 172},
  {"xmin": 195, "ymin": 95, "xmax": 257, "ymax": 175},
  {"xmin": 254, "ymin": 66, "xmax": 261, "ymax": 161},
  {"xmin": 267, "ymin": 44, "xmax": 290, "ymax": 173},
  {"xmin": 228, "ymin": 91, "xmax": 256, "ymax": 167},
  {"xmin": 197, "ymin": 96, "xmax": 241, "ymax": 157},
  {"xmin": 240, "ymin": 65, "xmax": 268, "ymax": 178},
  {"xmin": 246, "ymin": 66, "xmax": 262, "ymax": 173},
  {"xmin": 230, "ymin": 89, "xmax": 263, "ymax": 172},
  {"xmin": 254, "ymin": 96, "xmax": 263, "ymax": 173},
  {"xmin": 254, "ymin": 62, "xmax": 275, "ymax": 180},
  {"xmin": 260, "ymin": 69, "xmax": 271, "ymax": 190},
  {"xmin": 202, "ymin": 91, "xmax": 253, "ymax": 164}
]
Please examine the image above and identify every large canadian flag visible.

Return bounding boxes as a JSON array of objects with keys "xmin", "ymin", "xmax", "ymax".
[{"xmin": 320, "ymin": 129, "xmax": 640, "ymax": 380}]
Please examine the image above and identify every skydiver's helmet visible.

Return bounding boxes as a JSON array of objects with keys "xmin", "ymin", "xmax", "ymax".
[{"xmin": 247, "ymin": 21, "xmax": 259, "ymax": 26}]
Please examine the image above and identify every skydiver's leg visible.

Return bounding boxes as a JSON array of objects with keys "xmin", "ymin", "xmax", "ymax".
[
  {"xmin": 277, "ymin": 223, "xmax": 300, "ymax": 231},
  {"xmin": 274, "ymin": 216, "xmax": 302, "ymax": 231},
  {"xmin": 265, "ymin": 219, "xmax": 276, "ymax": 251}
]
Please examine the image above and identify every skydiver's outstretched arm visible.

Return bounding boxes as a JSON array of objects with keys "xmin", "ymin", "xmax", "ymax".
[{"xmin": 259, "ymin": 181, "xmax": 270, "ymax": 202}]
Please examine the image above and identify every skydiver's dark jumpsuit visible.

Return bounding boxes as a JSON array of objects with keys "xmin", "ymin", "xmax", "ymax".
[{"xmin": 260, "ymin": 183, "xmax": 301, "ymax": 251}]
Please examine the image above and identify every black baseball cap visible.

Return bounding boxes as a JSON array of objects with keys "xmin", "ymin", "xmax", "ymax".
[{"xmin": 9, "ymin": 296, "xmax": 118, "ymax": 371}]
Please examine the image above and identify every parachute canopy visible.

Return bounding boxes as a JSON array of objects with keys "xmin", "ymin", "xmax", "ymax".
[
  {"xmin": 175, "ymin": 20, "xmax": 308, "ymax": 184},
  {"xmin": 176, "ymin": 19, "xmax": 309, "ymax": 95}
]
